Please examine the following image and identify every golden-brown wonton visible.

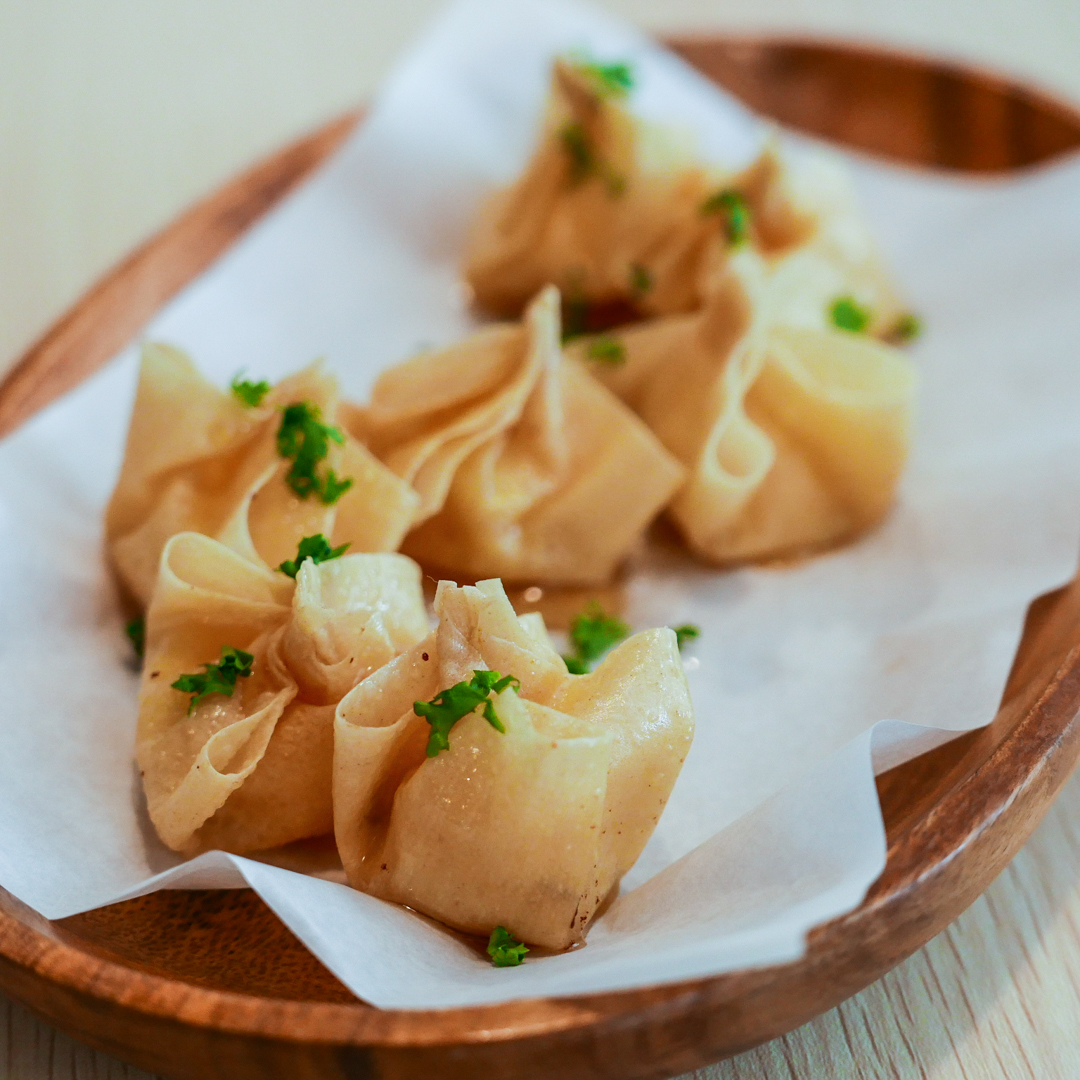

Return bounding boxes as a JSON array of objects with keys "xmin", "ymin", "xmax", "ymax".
[
  {"xmin": 138, "ymin": 531, "xmax": 428, "ymax": 854},
  {"xmin": 333, "ymin": 578, "xmax": 694, "ymax": 949},
  {"xmin": 352, "ymin": 286, "xmax": 685, "ymax": 585},
  {"xmin": 106, "ymin": 344, "xmax": 420, "ymax": 607},
  {"xmin": 570, "ymin": 247, "xmax": 918, "ymax": 563},
  {"xmin": 464, "ymin": 58, "xmax": 905, "ymax": 333}
]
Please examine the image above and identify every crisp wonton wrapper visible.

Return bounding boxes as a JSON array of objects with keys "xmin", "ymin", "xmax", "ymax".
[
  {"xmin": 463, "ymin": 58, "xmax": 906, "ymax": 332},
  {"xmin": 571, "ymin": 248, "xmax": 918, "ymax": 563},
  {"xmin": 351, "ymin": 286, "xmax": 685, "ymax": 585},
  {"xmin": 106, "ymin": 344, "xmax": 420, "ymax": 607},
  {"xmin": 333, "ymin": 578, "xmax": 694, "ymax": 950},
  {"xmin": 138, "ymin": 532, "xmax": 427, "ymax": 854}
]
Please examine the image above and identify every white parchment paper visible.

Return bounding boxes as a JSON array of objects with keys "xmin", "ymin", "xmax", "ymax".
[{"xmin": 2, "ymin": 0, "xmax": 1080, "ymax": 1008}]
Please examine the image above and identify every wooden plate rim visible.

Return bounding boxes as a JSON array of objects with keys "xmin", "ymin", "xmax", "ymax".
[
  {"xmin": 667, "ymin": 31, "xmax": 1080, "ymax": 137},
  {"xmin": 1, "ymin": 33, "xmax": 1080, "ymax": 1065}
]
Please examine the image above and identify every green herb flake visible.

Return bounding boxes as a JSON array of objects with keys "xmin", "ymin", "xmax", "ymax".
[
  {"xmin": 574, "ymin": 57, "xmax": 635, "ymax": 98},
  {"xmin": 558, "ymin": 105, "xmax": 626, "ymax": 198},
  {"xmin": 487, "ymin": 925, "xmax": 529, "ymax": 967},
  {"xmin": 893, "ymin": 311, "xmax": 922, "ymax": 342},
  {"xmin": 629, "ymin": 263, "xmax": 653, "ymax": 295},
  {"xmin": 586, "ymin": 335, "xmax": 626, "ymax": 366},
  {"xmin": 672, "ymin": 623, "xmax": 701, "ymax": 651},
  {"xmin": 276, "ymin": 401, "xmax": 354, "ymax": 505},
  {"xmin": 562, "ymin": 294, "xmax": 591, "ymax": 343},
  {"xmin": 701, "ymin": 188, "xmax": 751, "ymax": 246},
  {"xmin": 605, "ymin": 170, "xmax": 628, "ymax": 198},
  {"xmin": 414, "ymin": 670, "xmax": 521, "ymax": 758},
  {"xmin": 830, "ymin": 296, "xmax": 872, "ymax": 334},
  {"xmin": 125, "ymin": 617, "xmax": 145, "ymax": 661},
  {"xmin": 279, "ymin": 533, "xmax": 350, "ymax": 578},
  {"xmin": 171, "ymin": 646, "xmax": 254, "ymax": 714},
  {"xmin": 320, "ymin": 471, "xmax": 354, "ymax": 504},
  {"xmin": 560, "ymin": 121, "xmax": 594, "ymax": 185},
  {"xmin": 230, "ymin": 373, "xmax": 271, "ymax": 407},
  {"xmin": 563, "ymin": 602, "xmax": 630, "ymax": 673}
]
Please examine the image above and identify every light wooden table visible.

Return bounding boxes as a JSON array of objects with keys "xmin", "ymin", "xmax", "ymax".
[
  {"xmin": 4, "ymin": 3, "xmax": 1080, "ymax": 1078},
  {"xmin": 6, "ymin": 761, "xmax": 1080, "ymax": 1079}
]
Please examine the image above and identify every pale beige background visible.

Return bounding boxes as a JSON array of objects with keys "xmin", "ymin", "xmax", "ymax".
[
  {"xmin": 3, "ymin": 2, "xmax": 1080, "ymax": 1078},
  {"xmin": 3, "ymin": 0, "xmax": 1080, "ymax": 374}
]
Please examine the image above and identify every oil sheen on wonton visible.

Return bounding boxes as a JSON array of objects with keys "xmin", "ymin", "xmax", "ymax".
[
  {"xmin": 106, "ymin": 344, "xmax": 420, "ymax": 607},
  {"xmin": 570, "ymin": 247, "xmax": 918, "ymax": 563},
  {"xmin": 138, "ymin": 532, "xmax": 427, "ymax": 854},
  {"xmin": 351, "ymin": 286, "xmax": 685, "ymax": 585},
  {"xmin": 333, "ymin": 578, "xmax": 694, "ymax": 950},
  {"xmin": 463, "ymin": 56, "xmax": 905, "ymax": 333}
]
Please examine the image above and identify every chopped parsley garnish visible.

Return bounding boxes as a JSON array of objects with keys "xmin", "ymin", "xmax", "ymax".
[
  {"xmin": 563, "ymin": 602, "xmax": 630, "ymax": 673},
  {"xmin": 125, "ymin": 617, "xmax": 145, "ymax": 661},
  {"xmin": 830, "ymin": 296, "xmax": 872, "ymax": 333},
  {"xmin": 558, "ymin": 121, "xmax": 626, "ymax": 196},
  {"xmin": 487, "ymin": 925, "xmax": 529, "ymax": 967},
  {"xmin": 673, "ymin": 623, "xmax": 701, "ymax": 651},
  {"xmin": 230, "ymin": 373, "xmax": 271, "ymax": 407},
  {"xmin": 701, "ymin": 188, "xmax": 751, "ymax": 245},
  {"xmin": 586, "ymin": 335, "xmax": 626, "ymax": 366},
  {"xmin": 562, "ymin": 294, "xmax": 591, "ymax": 342},
  {"xmin": 278, "ymin": 533, "xmax": 349, "ymax": 578},
  {"xmin": 573, "ymin": 57, "xmax": 634, "ymax": 98},
  {"xmin": 560, "ymin": 122, "xmax": 594, "ymax": 185},
  {"xmin": 893, "ymin": 312, "xmax": 922, "ymax": 342},
  {"xmin": 414, "ymin": 670, "xmax": 521, "ymax": 758},
  {"xmin": 605, "ymin": 171, "xmax": 627, "ymax": 197},
  {"xmin": 629, "ymin": 262, "xmax": 653, "ymax": 295},
  {"xmin": 276, "ymin": 401, "xmax": 354, "ymax": 504},
  {"xmin": 171, "ymin": 646, "xmax": 254, "ymax": 714}
]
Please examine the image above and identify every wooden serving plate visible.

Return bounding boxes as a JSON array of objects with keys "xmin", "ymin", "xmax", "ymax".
[{"xmin": 2, "ymin": 37, "xmax": 1080, "ymax": 1080}]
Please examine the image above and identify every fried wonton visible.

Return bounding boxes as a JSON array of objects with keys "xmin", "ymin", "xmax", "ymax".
[
  {"xmin": 570, "ymin": 248, "xmax": 918, "ymax": 563},
  {"xmin": 138, "ymin": 532, "xmax": 427, "ymax": 854},
  {"xmin": 464, "ymin": 57, "xmax": 905, "ymax": 333},
  {"xmin": 106, "ymin": 344, "xmax": 420, "ymax": 607},
  {"xmin": 333, "ymin": 578, "xmax": 694, "ymax": 949},
  {"xmin": 351, "ymin": 286, "xmax": 685, "ymax": 585}
]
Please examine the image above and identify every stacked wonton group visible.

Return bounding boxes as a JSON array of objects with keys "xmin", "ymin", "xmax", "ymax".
[
  {"xmin": 110, "ymin": 283, "xmax": 694, "ymax": 951},
  {"xmin": 137, "ymin": 530, "xmax": 693, "ymax": 950},
  {"xmin": 465, "ymin": 57, "xmax": 918, "ymax": 564},
  {"xmin": 109, "ymin": 55, "xmax": 919, "ymax": 955}
]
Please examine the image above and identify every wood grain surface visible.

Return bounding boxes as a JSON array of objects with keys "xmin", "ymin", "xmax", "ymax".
[
  {"xmin": 6, "ymin": 760, "xmax": 1080, "ymax": 1080},
  {"xmin": 668, "ymin": 36, "xmax": 1080, "ymax": 171},
  {"xmin": 3, "ymin": 34, "xmax": 1080, "ymax": 1080}
]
